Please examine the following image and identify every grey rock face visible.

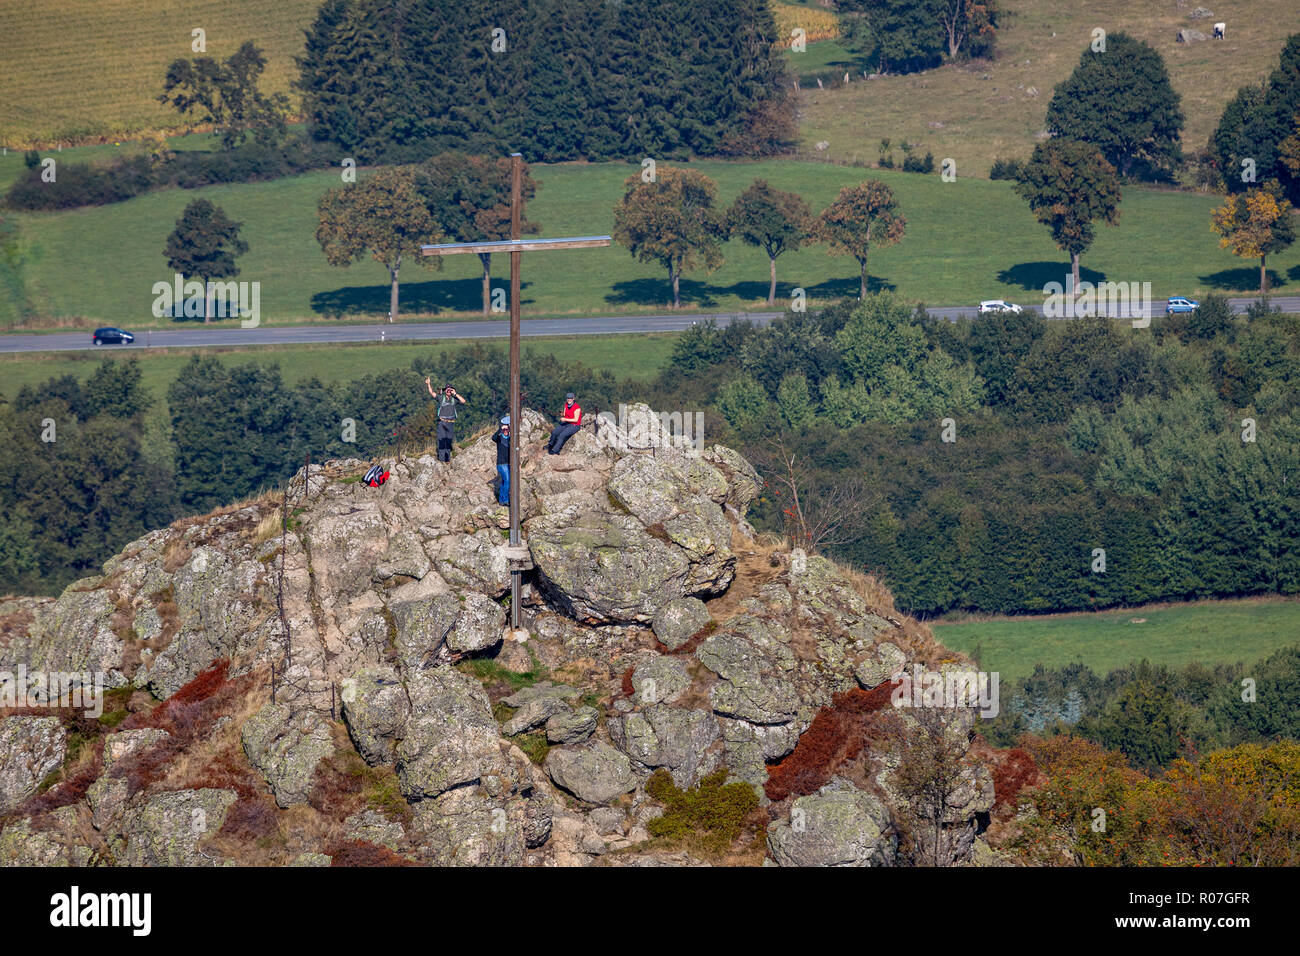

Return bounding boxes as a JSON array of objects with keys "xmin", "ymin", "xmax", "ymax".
[
  {"xmin": 120, "ymin": 788, "xmax": 238, "ymax": 866},
  {"xmin": 608, "ymin": 705, "xmax": 720, "ymax": 788},
  {"xmin": 397, "ymin": 667, "xmax": 506, "ymax": 800},
  {"xmin": 545, "ymin": 741, "xmax": 637, "ymax": 804},
  {"xmin": 546, "ymin": 706, "xmax": 600, "ymax": 744},
  {"xmin": 697, "ymin": 632, "xmax": 799, "ymax": 725},
  {"xmin": 0, "ymin": 716, "xmax": 66, "ymax": 813},
  {"xmin": 651, "ymin": 597, "xmax": 711, "ymax": 649},
  {"xmin": 767, "ymin": 779, "xmax": 896, "ymax": 867},
  {"xmin": 341, "ymin": 666, "xmax": 409, "ymax": 765},
  {"xmin": 528, "ymin": 512, "xmax": 692, "ymax": 622},
  {"xmin": 240, "ymin": 703, "xmax": 336, "ymax": 808}
]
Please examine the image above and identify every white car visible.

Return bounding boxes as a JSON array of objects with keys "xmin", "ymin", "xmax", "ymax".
[{"xmin": 978, "ymin": 299, "xmax": 1023, "ymax": 314}]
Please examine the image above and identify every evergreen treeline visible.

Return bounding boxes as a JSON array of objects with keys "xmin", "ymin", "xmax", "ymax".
[
  {"xmin": 646, "ymin": 294, "xmax": 1300, "ymax": 616},
  {"xmin": 296, "ymin": 0, "xmax": 795, "ymax": 163}
]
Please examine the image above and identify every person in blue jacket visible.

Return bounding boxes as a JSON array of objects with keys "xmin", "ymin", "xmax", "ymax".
[{"xmin": 491, "ymin": 415, "xmax": 511, "ymax": 506}]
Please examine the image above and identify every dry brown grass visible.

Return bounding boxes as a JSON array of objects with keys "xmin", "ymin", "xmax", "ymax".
[{"xmin": 798, "ymin": 0, "xmax": 1300, "ymax": 178}]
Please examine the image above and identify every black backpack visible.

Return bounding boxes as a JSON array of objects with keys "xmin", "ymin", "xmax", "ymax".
[{"xmin": 363, "ymin": 464, "xmax": 389, "ymax": 487}]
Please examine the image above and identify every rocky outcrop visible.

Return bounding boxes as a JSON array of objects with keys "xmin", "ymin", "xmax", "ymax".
[{"xmin": 0, "ymin": 403, "xmax": 1010, "ymax": 868}]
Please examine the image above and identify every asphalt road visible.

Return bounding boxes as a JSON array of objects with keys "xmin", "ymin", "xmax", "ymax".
[{"xmin": 3, "ymin": 296, "xmax": 1296, "ymax": 355}]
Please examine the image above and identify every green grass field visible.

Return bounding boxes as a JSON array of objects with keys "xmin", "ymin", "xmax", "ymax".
[
  {"xmin": 0, "ymin": 0, "xmax": 319, "ymax": 146},
  {"xmin": 794, "ymin": 0, "xmax": 1299, "ymax": 177},
  {"xmin": 932, "ymin": 597, "xmax": 1300, "ymax": 683},
  {"xmin": 8, "ymin": 157, "xmax": 1297, "ymax": 328},
  {"xmin": 0, "ymin": 333, "xmax": 679, "ymax": 462}
]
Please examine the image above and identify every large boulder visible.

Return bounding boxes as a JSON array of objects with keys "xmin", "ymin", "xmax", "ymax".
[
  {"xmin": 767, "ymin": 779, "xmax": 896, "ymax": 867},
  {"xmin": 528, "ymin": 512, "xmax": 692, "ymax": 622},
  {"xmin": 696, "ymin": 632, "xmax": 799, "ymax": 725},
  {"xmin": 544, "ymin": 741, "xmax": 637, "ymax": 804},
  {"xmin": 397, "ymin": 667, "xmax": 507, "ymax": 799},
  {"xmin": 608, "ymin": 705, "xmax": 721, "ymax": 788},
  {"xmin": 120, "ymin": 788, "xmax": 238, "ymax": 866},
  {"xmin": 651, "ymin": 597, "xmax": 711, "ymax": 650},
  {"xmin": 240, "ymin": 703, "xmax": 336, "ymax": 808},
  {"xmin": 341, "ymin": 666, "xmax": 410, "ymax": 765}
]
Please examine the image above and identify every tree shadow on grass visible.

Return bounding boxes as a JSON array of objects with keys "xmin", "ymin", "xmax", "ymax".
[
  {"xmin": 605, "ymin": 274, "xmax": 889, "ymax": 310},
  {"xmin": 996, "ymin": 261, "xmax": 1107, "ymax": 292},
  {"xmin": 1198, "ymin": 267, "xmax": 1285, "ymax": 292},
  {"xmin": 310, "ymin": 278, "xmax": 531, "ymax": 318}
]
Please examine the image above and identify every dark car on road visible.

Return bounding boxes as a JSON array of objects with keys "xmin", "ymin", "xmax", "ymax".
[{"xmin": 93, "ymin": 327, "xmax": 134, "ymax": 345}]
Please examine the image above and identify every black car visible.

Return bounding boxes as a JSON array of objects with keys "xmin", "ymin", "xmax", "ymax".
[{"xmin": 93, "ymin": 327, "xmax": 134, "ymax": 345}]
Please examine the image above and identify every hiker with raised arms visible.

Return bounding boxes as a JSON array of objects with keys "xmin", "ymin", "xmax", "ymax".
[{"xmin": 426, "ymin": 378, "xmax": 466, "ymax": 462}]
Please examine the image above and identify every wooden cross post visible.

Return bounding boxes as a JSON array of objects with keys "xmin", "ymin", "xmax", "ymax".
[{"xmin": 421, "ymin": 153, "xmax": 610, "ymax": 631}]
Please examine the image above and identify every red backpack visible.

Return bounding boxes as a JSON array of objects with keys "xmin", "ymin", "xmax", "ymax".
[{"xmin": 363, "ymin": 465, "xmax": 390, "ymax": 487}]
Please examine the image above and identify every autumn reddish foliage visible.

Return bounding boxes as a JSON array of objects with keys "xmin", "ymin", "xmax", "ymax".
[
  {"xmin": 620, "ymin": 667, "xmax": 635, "ymax": 697},
  {"xmin": 764, "ymin": 681, "xmax": 901, "ymax": 802},
  {"xmin": 18, "ymin": 738, "xmax": 105, "ymax": 818},
  {"xmin": 327, "ymin": 839, "xmax": 417, "ymax": 867},
  {"xmin": 987, "ymin": 748, "xmax": 1042, "ymax": 818},
  {"xmin": 113, "ymin": 659, "xmax": 257, "ymax": 797}
]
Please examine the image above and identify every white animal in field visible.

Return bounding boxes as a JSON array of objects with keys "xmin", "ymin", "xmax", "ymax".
[
  {"xmin": 815, "ymin": 141, "xmax": 829, "ymax": 151},
  {"xmin": 1213, "ymin": 22, "xmax": 1225, "ymax": 39}
]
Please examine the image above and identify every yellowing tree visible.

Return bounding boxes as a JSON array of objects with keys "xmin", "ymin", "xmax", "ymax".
[
  {"xmin": 1210, "ymin": 181, "xmax": 1296, "ymax": 296},
  {"xmin": 612, "ymin": 167, "xmax": 726, "ymax": 309},
  {"xmin": 316, "ymin": 167, "xmax": 443, "ymax": 321},
  {"xmin": 814, "ymin": 179, "xmax": 905, "ymax": 299}
]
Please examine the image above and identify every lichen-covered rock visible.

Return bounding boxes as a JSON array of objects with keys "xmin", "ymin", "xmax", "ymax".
[
  {"xmin": 767, "ymin": 779, "xmax": 896, "ymax": 867},
  {"xmin": 342, "ymin": 666, "xmax": 409, "ymax": 766},
  {"xmin": 502, "ymin": 694, "xmax": 569, "ymax": 736},
  {"xmin": 411, "ymin": 787, "xmax": 526, "ymax": 866},
  {"xmin": 608, "ymin": 705, "xmax": 720, "ymax": 788},
  {"xmin": 528, "ymin": 512, "xmax": 692, "ymax": 622},
  {"xmin": 397, "ymin": 667, "xmax": 506, "ymax": 799},
  {"xmin": 446, "ymin": 591, "xmax": 506, "ymax": 654},
  {"xmin": 120, "ymin": 788, "xmax": 237, "ymax": 866},
  {"xmin": 0, "ymin": 807, "xmax": 94, "ymax": 866},
  {"xmin": 240, "ymin": 704, "xmax": 336, "ymax": 808},
  {"xmin": 696, "ymin": 632, "xmax": 799, "ymax": 725},
  {"xmin": 0, "ymin": 716, "xmax": 66, "ymax": 813},
  {"xmin": 651, "ymin": 597, "xmax": 711, "ymax": 650},
  {"xmin": 389, "ymin": 593, "xmax": 460, "ymax": 670},
  {"xmin": 344, "ymin": 808, "xmax": 406, "ymax": 851},
  {"xmin": 546, "ymin": 706, "xmax": 600, "ymax": 744},
  {"xmin": 544, "ymin": 741, "xmax": 637, "ymax": 804},
  {"xmin": 854, "ymin": 641, "xmax": 907, "ymax": 688},
  {"xmin": 630, "ymin": 655, "xmax": 691, "ymax": 706}
]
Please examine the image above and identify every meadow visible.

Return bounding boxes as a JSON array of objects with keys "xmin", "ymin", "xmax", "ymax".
[
  {"xmin": 932, "ymin": 597, "xmax": 1300, "ymax": 683},
  {"xmin": 7, "ymin": 156, "xmax": 1296, "ymax": 329},
  {"xmin": 792, "ymin": 0, "xmax": 1299, "ymax": 177}
]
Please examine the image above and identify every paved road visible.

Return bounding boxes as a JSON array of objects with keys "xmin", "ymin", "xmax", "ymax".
[{"xmin": 2, "ymin": 296, "xmax": 1295, "ymax": 355}]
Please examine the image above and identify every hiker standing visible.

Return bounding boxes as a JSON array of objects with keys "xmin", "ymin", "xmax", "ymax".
[
  {"xmin": 426, "ymin": 378, "xmax": 466, "ymax": 462},
  {"xmin": 492, "ymin": 415, "xmax": 511, "ymax": 506},
  {"xmin": 547, "ymin": 392, "xmax": 582, "ymax": 455}
]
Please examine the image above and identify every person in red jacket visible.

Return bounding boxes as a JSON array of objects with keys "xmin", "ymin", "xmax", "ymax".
[{"xmin": 547, "ymin": 392, "xmax": 582, "ymax": 455}]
